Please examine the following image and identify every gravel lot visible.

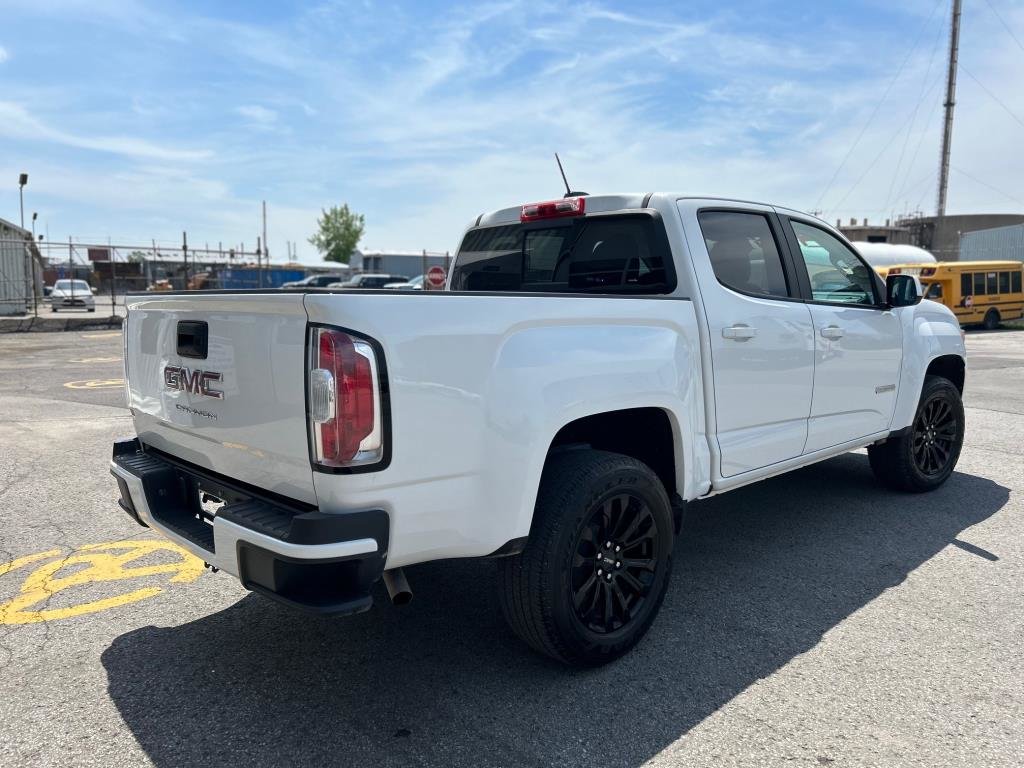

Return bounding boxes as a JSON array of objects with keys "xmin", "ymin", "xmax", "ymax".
[{"xmin": 0, "ymin": 328, "xmax": 1021, "ymax": 767}]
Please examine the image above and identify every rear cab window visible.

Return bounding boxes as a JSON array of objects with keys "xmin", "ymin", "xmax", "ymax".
[{"xmin": 450, "ymin": 213, "xmax": 675, "ymax": 294}]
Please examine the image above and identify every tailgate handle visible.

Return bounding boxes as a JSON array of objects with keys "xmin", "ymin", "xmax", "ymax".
[{"xmin": 177, "ymin": 321, "xmax": 209, "ymax": 359}]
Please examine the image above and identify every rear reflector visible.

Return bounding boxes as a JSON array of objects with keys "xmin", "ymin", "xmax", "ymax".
[
  {"xmin": 520, "ymin": 196, "xmax": 586, "ymax": 222},
  {"xmin": 308, "ymin": 327, "xmax": 383, "ymax": 469}
]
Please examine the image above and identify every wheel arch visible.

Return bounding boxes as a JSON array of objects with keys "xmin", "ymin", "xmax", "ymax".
[
  {"xmin": 544, "ymin": 407, "xmax": 680, "ymax": 499},
  {"xmin": 926, "ymin": 354, "xmax": 965, "ymax": 393}
]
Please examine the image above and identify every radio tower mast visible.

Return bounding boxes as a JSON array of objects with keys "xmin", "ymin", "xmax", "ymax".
[{"xmin": 936, "ymin": 0, "xmax": 962, "ymax": 219}]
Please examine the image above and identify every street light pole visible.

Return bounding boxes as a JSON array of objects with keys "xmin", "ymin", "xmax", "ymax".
[
  {"xmin": 18, "ymin": 173, "xmax": 29, "ymax": 316},
  {"xmin": 18, "ymin": 173, "xmax": 27, "ymax": 228},
  {"xmin": 31, "ymin": 213, "xmax": 38, "ymax": 317}
]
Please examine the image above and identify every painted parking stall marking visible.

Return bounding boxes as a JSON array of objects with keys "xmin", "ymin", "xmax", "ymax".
[
  {"xmin": 64, "ymin": 378, "xmax": 125, "ymax": 390},
  {"xmin": 0, "ymin": 540, "xmax": 204, "ymax": 625}
]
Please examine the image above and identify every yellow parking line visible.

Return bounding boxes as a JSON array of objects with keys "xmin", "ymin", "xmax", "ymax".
[
  {"xmin": 81, "ymin": 331, "xmax": 122, "ymax": 339},
  {"xmin": 63, "ymin": 378, "xmax": 125, "ymax": 390},
  {"xmin": 68, "ymin": 356, "xmax": 122, "ymax": 364}
]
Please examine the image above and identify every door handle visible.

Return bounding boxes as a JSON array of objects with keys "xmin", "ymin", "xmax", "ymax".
[
  {"xmin": 820, "ymin": 325, "xmax": 844, "ymax": 340},
  {"xmin": 722, "ymin": 325, "xmax": 757, "ymax": 341}
]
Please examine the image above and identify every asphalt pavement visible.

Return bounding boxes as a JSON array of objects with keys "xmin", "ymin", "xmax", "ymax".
[{"xmin": 0, "ymin": 328, "xmax": 1021, "ymax": 767}]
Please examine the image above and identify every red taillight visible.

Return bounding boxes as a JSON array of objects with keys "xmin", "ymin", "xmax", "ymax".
[
  {"xmin": 520, "ymin": 196, "xmax": 585, "ymax": 222},
  {"xmin": 309, "ymin": 327, "xmax": 382, "ymax": 468}
]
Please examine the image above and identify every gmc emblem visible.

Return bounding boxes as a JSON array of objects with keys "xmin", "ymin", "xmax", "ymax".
[{"xmin": 164, "ymin": 365, "xmax": 224, "ymax": 399}]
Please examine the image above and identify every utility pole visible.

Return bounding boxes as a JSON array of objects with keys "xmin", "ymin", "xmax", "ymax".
[
  {"xmin": 936, "ymin": 0, "xmax": 962, "ymax": 220},
  {"xmin": 109, "ymin": 235, "xmax": 116, "ymax": 314},
  {"xmin": 68, "ymin": 236, "xmax": 74, "ymax": 303},
  {"xmin": 183, "ymin": 231, "xmax": 189, "ymax": 289},
  {"xmin": 18, "ymin": 173, "xmax": 29, "ymax": 315},
  {"xmin": 260, "ymin": 200, "xmax": 268, "ymax": 288}
]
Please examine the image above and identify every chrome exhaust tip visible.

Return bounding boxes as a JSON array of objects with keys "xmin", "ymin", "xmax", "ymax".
[{"xmin": 382, "ymin": 568, "xmax": 413, "ymax": 606}]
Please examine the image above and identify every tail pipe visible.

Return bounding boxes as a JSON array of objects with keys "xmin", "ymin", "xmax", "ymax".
[{"xmin": 382, "ymin": 568, "xmax": 413, "ymax": 606}]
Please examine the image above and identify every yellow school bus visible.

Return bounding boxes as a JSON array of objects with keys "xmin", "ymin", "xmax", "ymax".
[{"xmin": 888, "ymin": 261, "xmax": 1024, "ymax": 329}]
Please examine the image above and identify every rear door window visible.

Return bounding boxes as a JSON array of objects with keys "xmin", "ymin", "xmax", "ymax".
[
  {"xmin": 697, "ymin": 211, "xmax": 790, "ymax": 298},
  {"xmin": 1014, "ymin": 271, "xmax": 1023, "ymax": 293},
  {"xmin": 451, "ymin": 214, "xmax": 674, "ymax": 294}
]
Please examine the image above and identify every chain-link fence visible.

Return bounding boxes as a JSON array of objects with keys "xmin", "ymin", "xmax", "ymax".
[{"xmin": 0, "ymin": 237, "xmax": 298, "ymax": 318}]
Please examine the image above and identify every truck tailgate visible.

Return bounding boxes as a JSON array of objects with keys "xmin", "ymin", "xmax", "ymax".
[{"xmin": 124, "ymin": 293, "xmax": 315, "ymax": 504}]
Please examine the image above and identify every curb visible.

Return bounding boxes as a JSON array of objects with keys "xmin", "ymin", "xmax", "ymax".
[{"xmin": 0, "ymin": 315, "xmax": 124, "ymax": 334}]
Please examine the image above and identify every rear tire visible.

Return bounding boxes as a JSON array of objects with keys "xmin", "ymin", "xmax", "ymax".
[
  {"xmin": 868, "ymin": 375, "xmax": 964, "ymax": 492},
  {"xmin": 498, "ymin": 449, "xmax": 674, "ymax": 667},
  {"xmin": 983, "ymin": 308, "xmax": 1000, "ymax": 331}
]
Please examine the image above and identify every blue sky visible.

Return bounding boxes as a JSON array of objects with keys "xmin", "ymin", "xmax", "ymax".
[{"xmin": 1, "ymin": 0, "xmax": 1022, "ymax": 261}]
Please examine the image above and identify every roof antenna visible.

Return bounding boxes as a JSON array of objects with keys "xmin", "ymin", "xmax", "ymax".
[{"xmin": 555, "ymin": 152, "xmax": 587, "ymax": 198}]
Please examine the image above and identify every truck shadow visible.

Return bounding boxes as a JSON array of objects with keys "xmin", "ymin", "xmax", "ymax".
[{"xmin": 101, "ymin": 454, "xmax": 1008, "ymax": 768}]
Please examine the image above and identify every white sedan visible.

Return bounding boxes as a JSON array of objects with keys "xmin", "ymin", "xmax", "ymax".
[{"xmin": 50, "ymin": 279, "xmax": 96, "ymax": 312}]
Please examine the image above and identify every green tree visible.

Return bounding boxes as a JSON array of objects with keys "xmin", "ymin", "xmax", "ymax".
[{"xmin": 308, "ymin": 204, "xmax": 365, "ymax": 264}]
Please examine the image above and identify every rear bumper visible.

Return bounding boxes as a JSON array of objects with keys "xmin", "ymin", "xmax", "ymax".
[{"xmin": 109, "ymin": 438, "xmax": 388, "ymax": 615}]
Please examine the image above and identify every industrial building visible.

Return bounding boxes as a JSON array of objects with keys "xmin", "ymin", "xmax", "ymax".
[
  {"xmin": 357, "ymin": 250, "xmax": 449, "ymax": 278},
  {"xmin": 960, "ymin": 222, "xmax": 1024, "ymax": 263},
  {"xmin": 0, "ymin": 217, "xmax": 37, "ymax": 316},
  {"xmin": 837, "ymin": 213, "xmax": 1024, "ymax": 261}
]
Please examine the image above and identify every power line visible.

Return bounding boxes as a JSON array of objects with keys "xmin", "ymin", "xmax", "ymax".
[
  {"xmin": 951, "ymin": 165, "xmax": 1024, "ymax": 209},
  {"xmin": 981, "ymin": 0, "xmax": 1024, "ymax": 56},
  {"xmin": 828, "ymin": 103, "xmax": 925, "ymax": 216},
  {"xmin": 815, "ymin": 0, "xmax": 945, "ymax": 211},
  {"xmin": 884, "ymin": 2, "xmax": 950, "ymax": 213},
  {"xmin": 891, "ymin": 74, "xmax": 946, "ymax": 205},
  {"xmin": 959, "ymin": 62, "xmax": 1024, "ymax": 134}
]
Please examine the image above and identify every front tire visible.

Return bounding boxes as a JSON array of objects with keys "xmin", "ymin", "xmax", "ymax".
[
  {"xmin": 498, "ymin": 449, "xmax": 674, "ymax": 667},
  {"xmin": 868, "ymin": 375, "xmax": 964, "ymax": 492}
]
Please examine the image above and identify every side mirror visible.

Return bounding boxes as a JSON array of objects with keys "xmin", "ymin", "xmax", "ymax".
[{"xmin": 886, "ymin": 273, "xmax": 922, "ymax": 308}]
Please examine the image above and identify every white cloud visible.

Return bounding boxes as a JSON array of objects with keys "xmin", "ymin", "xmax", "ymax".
[
  {"xmin": 4, "ymin": 1, "xmax": 1022, "ymax": 260},
  {"xmin": 236, "ymin": 104, "xmax": 278, "ymax": 125},
  {"xmin": 0, "ymin": 46, "xmax": 8, "ymax": 63},
  {"xmin": 0, "ymin": 100, "xmax": 212, "ymax": 161}
]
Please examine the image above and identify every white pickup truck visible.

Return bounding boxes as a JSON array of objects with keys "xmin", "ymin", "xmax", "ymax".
[{"xmin": 110, "ymin": 193, "xmax": 966, "ymax": 666}]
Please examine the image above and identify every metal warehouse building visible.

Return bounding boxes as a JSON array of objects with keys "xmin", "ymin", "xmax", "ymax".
[
  {"xmin": 960, "ymin": 223, "xmax": 1024, "ymax": 263},
  {"xmin": 357, "ymin": 249, "xmax": 449, "ymax": 278},
  {"xmin": 0, "ymin": 217, "xmax": 32, "ymax": 316}
]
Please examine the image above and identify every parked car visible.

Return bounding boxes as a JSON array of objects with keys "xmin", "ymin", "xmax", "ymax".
[
  {"xmin": 110, "ymin": 193, "xmax": 966, "ymax": 666},
  {"xmin": 147, "ymin": 279, "xmax": 174, "ymax": 292},
  {"xmin": 384, "ymin": 275, "xmax": 425, "ymax": 290},
  {"xmin": 327, "ymin": 273, "xmax": 409, "ymax": 289},
  {"xmin": 280, "ymin": 274, "xmax": 347, "ymax": 289},
  {"xmin": 50, "ymin": 279, "xmax": 95, "ymax": 312}
]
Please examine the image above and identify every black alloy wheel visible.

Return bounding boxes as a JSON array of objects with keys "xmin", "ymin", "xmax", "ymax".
[
  {"xmin": 911, "ymin": 395, "xmax": 958, "ymax": 477},
  {"xmin": 571, "ymin": 493, "xmax": 659, "ymax": 635}
]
